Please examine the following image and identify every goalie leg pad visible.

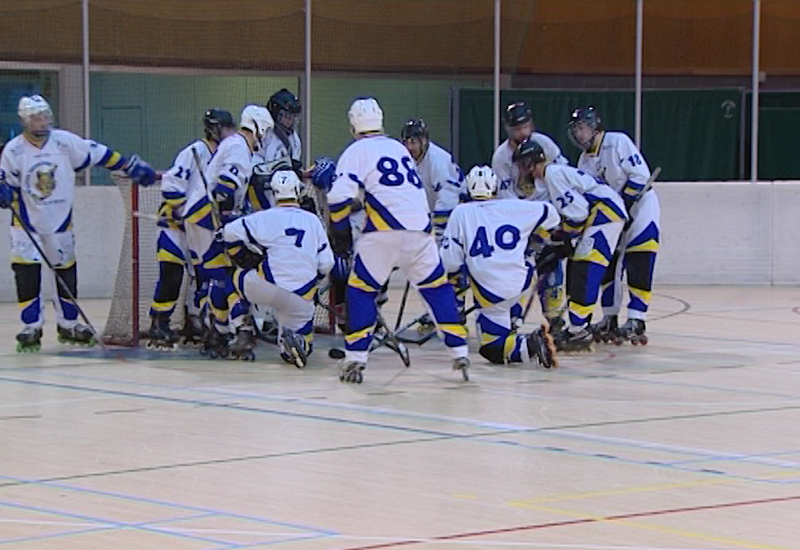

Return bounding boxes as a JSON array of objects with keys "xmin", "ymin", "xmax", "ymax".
[{"xmin": 13, "ymin": 263, "xmax": 43, "ymax": 327}]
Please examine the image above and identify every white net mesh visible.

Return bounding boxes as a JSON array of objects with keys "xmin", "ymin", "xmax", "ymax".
[{"xmin": 102, "ymin": 176, "xmax": 334, "ymax": 347}]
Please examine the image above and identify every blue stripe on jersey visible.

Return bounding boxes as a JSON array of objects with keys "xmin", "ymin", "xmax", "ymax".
[
  {"xmin": 97, "ymin": 149, "xmax": 113, "ymax": 167},
  {"xmin": 56, "ymin": 210, "xmax": 73, "ymax": 233},
  {"xmin": 259, "ymin": 257, "xmax": 276, "ymax": 284},
  {"xmin": 585, "ymin": 192, "xmax": 627, "ymax": 221},
  {"xmin": 162, "ymin": 190, "xmax": 185, "ymax": 201},
  {"xmin": 470, "ymin": 277, "xmax": 506, "ymax": 306},
  {"xmin": 416, "ymin": 261, "xmax": 445, "ymax": 287},
  {"xmin": 293, "ymin": 277, "xmax": 318, "ymax": 299},
  {"xmin": 75, "ymin": 153, "xmax": 91, "ymax": 172},
  {"xmin": 363, "ymin": 193, "xmax": 405, "ymax": 232}
]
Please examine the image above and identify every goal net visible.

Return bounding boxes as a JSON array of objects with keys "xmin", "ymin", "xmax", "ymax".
[{"xmin": 101, "ymin": 176, "xmax": 335, "ymax": 346}]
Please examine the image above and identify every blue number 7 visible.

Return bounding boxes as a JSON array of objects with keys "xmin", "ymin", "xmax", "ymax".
[{"xmin": 285, "ymin": 228, "xmax": 306, "ymax": 247}]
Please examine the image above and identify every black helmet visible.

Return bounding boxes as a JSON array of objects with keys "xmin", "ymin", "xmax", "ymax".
[
  {"xmin": 203, "ymin": 108, "xmax": 234, "ymax": 142},
  {"xmin": 400, "ymin": 118, "xmax": 429, "ymax": 141},
  {"xmin": 567, "ymin": 106, "xmax": 602, "ymax": 150},
  {"xmin": 267, "ymin": 88, "xmax": 301, "ymax": 120},
  {"xmin": 513, "ymin": 138, "xmax": 546, "ymax": 166},
  {"xmin": 504, "ymin": 101, "xmax": 533, "ymax": 127}
]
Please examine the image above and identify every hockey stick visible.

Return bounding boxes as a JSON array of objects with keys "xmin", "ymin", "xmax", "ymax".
[
  {"xmin": 191, "ymin": 146, "xmax": 223, "ymax": 232},
  {"xmin": 394, "ymin": 281, "xmax": 410, "ymax": 330},
  {"xmin": 9, "ymin": 206, "xmax": 109, "ymax": 354}
]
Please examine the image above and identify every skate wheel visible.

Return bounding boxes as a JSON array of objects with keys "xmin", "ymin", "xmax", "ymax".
[
  {"xmin": 355, "ymin": 370, "xmax": 363, "ymax": 384},
  {"xmin": 461, "ymin": 367, "xmax": 470, "ymax": 382},
  {"xmin": 199, "ymin": 348, "xmax": 209, "ymax": 356},
  {"xmin": 329, "ymin": 348, "xmax": 345, "ymax": 360},
  {"xmin": 209, "ymin": 349, "xmax": 218, "ymax": 359},
  {"xmin": 613, "ymin": 338, "xmax": 623, "ymax": 346},
  {"xmin": 243, "ymin": 351, "xmax": 255, "ymax": 362},
  {"xmin": 640, "ymin": 336, "xmax": 648, "ymax": 345},
  {"xmin": 219, "ymin": 349, "xmax": 229, "ymax": 359}
]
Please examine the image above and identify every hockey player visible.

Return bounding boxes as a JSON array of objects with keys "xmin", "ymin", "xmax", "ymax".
[
  {"xmin": 440, "ymin": 165, "xmax": 560, "ymax": 368},
  {"xmin": 514, "ymin": 139, "xmax": 627, "ymax": 352},
  {"xmin": 0, "ymin": 95, "xmax": 156, "ymax": 352},
  {"xmin": 249, "ymin": 89, "xmax": 303, "ymax": 211},
  {"xmin": 568, "ymin": 107, "xmax": 660, "ymax": 344},
  {"xmin": 222, "ymin": 170, "xmax": 334, "ymax": 366},
  {"xmin": 400, "ymin": 119, "xmax": 464, "ymax": 238},
  {"xmin": 327, "ymin": 97, "xmax": 469, "ymax": 383},
  {"xmin": 491, "ymin": 101, "xmax": 570, "ymax": 333},
  {"xmin": 182, "ymin": 104, "xmax": 273, "ymax": 355},
  {"xmin": 146, "ymin": 109, "xmax": 233, "ymax": 349}
]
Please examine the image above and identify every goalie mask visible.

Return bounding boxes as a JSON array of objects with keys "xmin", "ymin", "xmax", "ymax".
[
  {"xmin": 272, "ymin": 170, "xmax": 302, "ymax": 202},
  {"xmin": 465, "ymin": 165, "xmax": 498, "ymax": 200},
  {"xmin": 400, "ymin": 118, "xmax": 429, "ymax": 162},
  {"xmin": 267, "ymin": 89, "xmax": 301, "ymax": 134},
  {"xmin": 348, "ymin": 97, "xmax": 383, "ymax": 135},
  {"xmin": 18, "ymin": 95, "xmax": 53, "ymax": 140},
  {"xmin": 240, "ymin": 105, "xmax": 274, "ymax": 150},
  {"xmin": 567, "ymin": 106, "xmax": 602, "ymax": 151}
]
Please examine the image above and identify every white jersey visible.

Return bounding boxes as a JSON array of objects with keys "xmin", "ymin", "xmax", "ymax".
[
  {"xmin": 577, "ymin": 131, "xmax": 650, "ymax": 199},
  {"xmin": 223, "ymin": 206, "xmax": 333, "ymax": 299},
  {"xmin": 160, "ymin": 138, "xmax": 214, "ymax": 219},
  {"xmin": 441, "ymin": 199, "xmax": 560, "ymax": 301},
  {"xmin": 415, "ymin": 141, "xmax": 464, "ymax": 220},
  {"xmin": 328, "ymin": 135, "xmax": 431, "ymax": 234},
  {"xmin": 184, "ymin": 132, "xmax": 254, "ymax": 227},
  {"xmin": 255, "ymin": 128, "xmax": 302, "ymax": 166},
  {"xmin": 0, "ymin": 129, "xmax": 122, "ymax": 234},
  {"xmin": 493, "ymin": 133, "xmax": 568, "ymax": 201},
  {"xmin": 535, "ymin": 163, "xmax": 626, "ymax": 232}
]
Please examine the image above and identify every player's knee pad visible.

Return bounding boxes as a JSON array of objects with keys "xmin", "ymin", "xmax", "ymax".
[
  {"xmin": 55, "ymin": 264, "xmax": 78, "ymax": 298},
  {"xmin": 479, "ymin": 342, "xmax": 506, "ymax": 365},
  {"xmin": 12, "ymin": 263, "xmax": 42, "ymax": 303}
]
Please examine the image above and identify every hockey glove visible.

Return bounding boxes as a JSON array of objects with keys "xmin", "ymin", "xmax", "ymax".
[
  {"xmin": 299, "ymin": 194, "xmax": 317, "ymax": 214},
  {"xmin": 227, "ymin": 242, "xmax": 264, "ymax": 270},
  {"xmin": 536, "ymin": 241, "xmax": 574, "ymax": 276},
  {"xmin": 309, "ymin": 157, "xmax": 336, "ymax": 192},
  {"xmin": 0, "ymin": 183, "xmax": 15, "ymax": 210},
  {"xmin": 124, "ymin": 154, "xmax": 156, "ymax": 187},
  {"xmin": 329, "ymin": 226, "xmax": 353, "ymax": 258}
]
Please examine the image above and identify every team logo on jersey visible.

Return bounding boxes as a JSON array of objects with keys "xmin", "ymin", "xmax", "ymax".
[{"xmin": 26, "ymin": 161, "xmax": 58, "ymax": 201}]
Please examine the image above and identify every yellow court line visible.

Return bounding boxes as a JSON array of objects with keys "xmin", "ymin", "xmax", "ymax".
[
  {"xmin": 522, "ymin": 502, "xmax": 792, "ymax": 550},
  {"xmin": 509, "ymin": 469, "xmax": 800, "ymax": 508}
]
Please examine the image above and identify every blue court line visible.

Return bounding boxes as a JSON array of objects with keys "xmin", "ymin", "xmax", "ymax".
[
  {"xmin": 0, "ymin": 502, "xmax": 231, "ymax": 546},
  {"xmin": 667, "ymin": 449, "xmax": 800, "ymax": 466},
  {"xmin": 0, "ymin": 525, "xmax": 118, "ymax": 546},
  {"xmin": 208, "ymin": 533, "xmax": 334, "ymax": 549},
  {"xmin": 1, "ymin": 375, "xmax": 799, "ymax": 484},
  {"xmin": 0, "ymin": 474, "xmax": 337, "ymax": 537}
]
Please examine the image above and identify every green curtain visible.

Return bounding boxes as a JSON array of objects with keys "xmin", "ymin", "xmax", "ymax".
[{"xmin": 458, "ymin": 89, "xmax": 741, "ymax": 182}]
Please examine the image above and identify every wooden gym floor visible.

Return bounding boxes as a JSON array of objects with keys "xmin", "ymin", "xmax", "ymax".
[{"xmin": 1, "ymin": 285, "xmax": 799, "ymax": 549}]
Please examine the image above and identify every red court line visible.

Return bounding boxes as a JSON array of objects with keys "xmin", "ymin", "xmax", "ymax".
[{"xmin": 337, "ymin": 493, "xmax": 800, "ymax": 550}]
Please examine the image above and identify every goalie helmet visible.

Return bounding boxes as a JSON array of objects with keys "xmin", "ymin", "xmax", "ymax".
[
  {"xmin": 271, "ymin": 170, "xmax": 302, "ymax": 202},
  {"xmin": 203, "ymin": 108, "xmax": 234, "ymax": 143},
  {"xmin": 504, "ymin": 101, "xmax": 533, "ymax": 127},
  {"xmin": 240, "ymin": 104, "xmax": 274, "ymax": 144},
  {"xmin": 513, "ymin": 138, "xmax": 546, "ymax": 169},
  {"xmin": 348, "ymin": 97, "xmax": 383, "ymax": 135},
  {"xmin": 465, "ymin": 165, "xmax": 498, "ymax": 200},
  {"xmin": 567, "ymin": 106, "xmax": 602, "ymax": 151},
  {"xmin": 267, "ymin": 88, "xmax": 301, "ymax": 133}
]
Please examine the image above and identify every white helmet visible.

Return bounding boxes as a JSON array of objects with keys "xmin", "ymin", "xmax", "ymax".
[
  {"xmin": 272, "ymin": 170, "xmax": 302, "ymax": 202},
  {"xmin": 240, "ymin": 104, "xmax": 274, "ymax": 143},
  {"xmin": 18, "ymin": 95, "xmax": 53, "ymax": 122},
  {"xmin": 348, "ymin": 97, "xmax": 383, "ymax": 135},
  {"xmin": 465, "ymin": 165, "xmax": 498, "ymax": 200}
]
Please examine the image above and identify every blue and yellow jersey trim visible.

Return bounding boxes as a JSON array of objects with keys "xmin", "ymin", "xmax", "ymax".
[{"xmin": 328, "ymin": 199, "xmax": 353, "ymax": 231}]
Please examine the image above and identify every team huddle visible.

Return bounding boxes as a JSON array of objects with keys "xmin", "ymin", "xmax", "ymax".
[{"xmin": 0, "ymin": 93, "xmax": 660, "ymax": 383}]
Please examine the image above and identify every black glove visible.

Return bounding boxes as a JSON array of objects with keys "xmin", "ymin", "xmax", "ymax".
[
  {"xmin": 299, "ymin": 195, "xmax": 317, "ymax": 214},
  {"xmin": 229, "ymin": 245, "xmax": 264, "ymax": 270},
  {"xmin": 329, "ymin": 226, "xmax": 353, "ymax": 257},
  {"xmin": 536, "ymin": 241, "xmax": 574, "ymax": 275}
]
